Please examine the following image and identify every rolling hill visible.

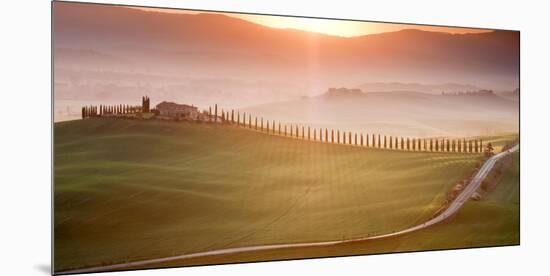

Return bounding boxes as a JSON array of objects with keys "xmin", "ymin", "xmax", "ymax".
[{"xmin": 54, "ymin": 118, "xmax": 482, "ymax": 272}]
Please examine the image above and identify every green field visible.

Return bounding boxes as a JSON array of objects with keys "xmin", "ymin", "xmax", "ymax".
[
  {"xmin": 151, "ymin": 153, "xmax": 519, "ymax": 269},
  {"xmin": 54, "ymin": 118, "xmax": 484, "ymax": 272}
]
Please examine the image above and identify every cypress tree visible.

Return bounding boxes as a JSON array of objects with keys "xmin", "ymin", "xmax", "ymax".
[
  {"xmin": 338, "ymin": 130, "xmax": 341, "ymax": 144},
  {"xmin": 361, "ymin": 134, "xmax": 364, "ymax": 146},
  {"xmin": 296, "ymin": 125, "xmax": 299, "ymax": 138},
  {"xmin": 231, "ymin": 110, "xmax": 234, "ymax": 123},
  {"xmin": 331, "ymin": 129, "xmax": 334, "ymax": 144},
  {"xmin": 308, "ymin": 126, "xmax": 310, "ymax": 140},
  {"xmin": 451, "ymin": 139, "xmax": 455, "ymax": 152},
  {"xmin": 423, "ymin": 139, "xmax": 427, "ymax": 151},
  {"xmin": 384, "ymin": 135, "xmax": 387, "ymax": 149},
  {"xmin": 266, "ymin": 120, "xmax": 270, "ymax": 133},
  {"xmin": 255, "ymin": 117, "xmax": 258, "ymax": 130},
  {"xmin": 436, "ymin": 139, "xmax": 439, "ymax": 151},
  {"xmin": 302, "ymin": 126, "xmax": 305, "ymax": 139},
  {"xmin": 314, "ymin": 128, "xmax": 317, "ymax": 141},
  {"xmin": 290, "ymin": 125, "xmax": 293, "ymax": 137},
  {"xmin": 480, "ymin": 139, "xmax": 483, "ymax": 153},
  {"xmin": 407, "ymin": 138, "xmax": 410, "ymax": 150},
  {"xmin": 214, "ymin": 104, "xmax": 218, "ymax": 122},
  {"xmin": 325, "ymin": 129, "xmax": 328, "ymax": 143},
  {"xmin": 318, "ymin": 128, "xmax": 322, "ymax": 142},
  {"xmin": 278, "ymin": 122, "xmax": 281, "ymax": 135},
  {"xmin": 377, "ymin": 134, "xmax": 381, "ymax": 148},
  {"xmin": 365, "ymin": 133, "xmax": 369, "ymax": 147},
  {"xmin": 453, "ymin": 139, "xmax": 458, "ymax": 152},
  {"xmin": 401, "ymin": 137, "xmax": 405, "ymax": 150},
  {"xmin": 285, "ymin": 125, "xmax": 287, "ymax": 136}
]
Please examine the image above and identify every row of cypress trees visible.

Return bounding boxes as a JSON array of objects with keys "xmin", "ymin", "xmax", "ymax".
[
  {"xmin": 81, "ymin": 104, "xmax": 144, "ymax": 118},
  {"xmin": 208, "ymin": 107, "xmax": 484, "ymax": 153}
]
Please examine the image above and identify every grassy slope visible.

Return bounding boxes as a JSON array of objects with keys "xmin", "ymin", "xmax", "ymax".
[
  {"xmin": 153, "ymin": 153, "xmax": 519, "ymax": 269},
  {"xmin": 54, "ymin": 118, "xmax": 481, "ymax": 271}
]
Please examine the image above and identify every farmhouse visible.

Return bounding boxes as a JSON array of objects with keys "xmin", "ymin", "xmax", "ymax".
[
  {"xmin": 156, "ymin": 101, "xmax": 200, "ymax": 120},
  {"xmin": 326, "ymin": 87, "xmax": 363, "ymax": 97}
]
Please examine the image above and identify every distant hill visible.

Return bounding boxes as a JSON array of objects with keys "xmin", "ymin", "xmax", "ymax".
[
  {"xmin": 358, "ymin": 82, "xmax": 483, "ymax": 94},
  {"xmin": 53, "ymin": 2, "xmax": 520, "ymax": 107},
  {"xmin": 242, "ymin": 90, "xmax": 518, "ymax": 137}
]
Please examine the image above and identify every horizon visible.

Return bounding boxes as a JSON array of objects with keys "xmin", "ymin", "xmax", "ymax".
[{"xmin": 136, "ymin": 7, "xmax": 492, "ymax": 37}]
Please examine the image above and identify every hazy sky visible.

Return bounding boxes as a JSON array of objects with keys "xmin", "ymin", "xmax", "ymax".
[{"xmin": 137, "ymin": 7, "xmax": 491, "ymax": 37}]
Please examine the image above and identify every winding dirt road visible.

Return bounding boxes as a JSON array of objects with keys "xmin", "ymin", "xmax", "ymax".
[{"xmin": 58, "ymin": 144, "xmax": 519, "ymax": 275}]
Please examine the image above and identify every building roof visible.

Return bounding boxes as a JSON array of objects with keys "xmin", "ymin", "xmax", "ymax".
[{"xmin": 156, "ymin": 101, "xmax": 198, "ymax": 111}]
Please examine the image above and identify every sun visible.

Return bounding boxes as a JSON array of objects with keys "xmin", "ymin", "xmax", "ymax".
[{"xmin": 244, "ymin": 15, "xmax": 366, "ymax": 37}]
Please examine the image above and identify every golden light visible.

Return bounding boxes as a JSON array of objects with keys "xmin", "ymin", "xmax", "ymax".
[
  {"xmin": 242, "ymin": 15, "xmax": 366, "ymax": 37},
  {"xmin": 137, "ymin": 7, "xmax": 490, "ymax": 37}
]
